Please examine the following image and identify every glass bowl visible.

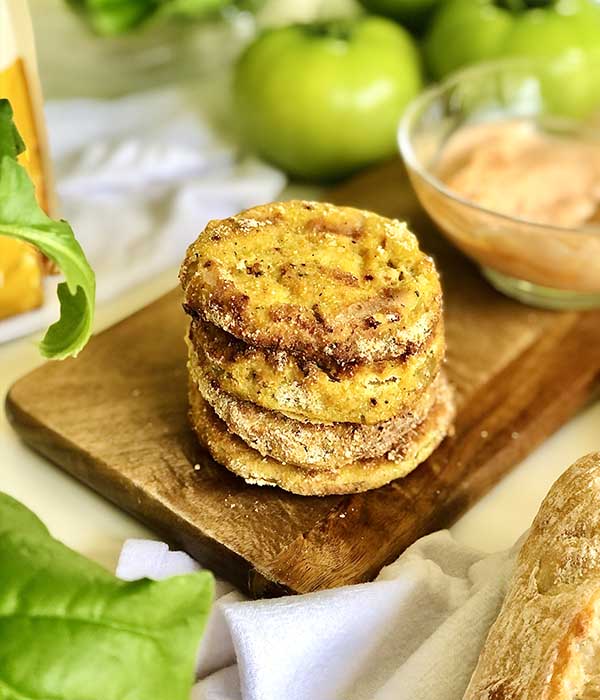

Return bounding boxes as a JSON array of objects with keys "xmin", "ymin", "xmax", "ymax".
[{"xmin": 398, "ymin": 58, "xmax": 600, "ymax": 310}]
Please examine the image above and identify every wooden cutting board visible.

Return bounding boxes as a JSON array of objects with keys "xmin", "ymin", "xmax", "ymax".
[{"xmin": 7, "ymin": 160, "xmax": 600, "ymax": 596}]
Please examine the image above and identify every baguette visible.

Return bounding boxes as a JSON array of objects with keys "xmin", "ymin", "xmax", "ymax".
[{"xmin": 463, "ymin": 452, "xmax": 600, "ymax": 700}]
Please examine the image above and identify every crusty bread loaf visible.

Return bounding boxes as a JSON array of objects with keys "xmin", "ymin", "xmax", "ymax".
[{"xmin": 463, "ymin": 452, "xmax": 600, "ymax": 700}]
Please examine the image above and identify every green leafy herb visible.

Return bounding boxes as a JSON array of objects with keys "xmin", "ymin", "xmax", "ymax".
[
  {"xmin": 0, "ymin": 103, "xmax": 24, "ymax": 160},
  {"xmin": 66, "ymin": 0, "xmax": 161, "ymax": 35},
  {"xmin": 0, "ymin": 492, "xmax": 214, "ymax": 700},
  {"xmin": 65, "ymin": 0, "xmax": 262, "ymax": 35},
  {"xmin": 0, "ymin": 99, "xmax": 96, "ymax": 359},
  {"xmin": 160, "ymin": 0, "xmax": 230, "ymax": 21}
]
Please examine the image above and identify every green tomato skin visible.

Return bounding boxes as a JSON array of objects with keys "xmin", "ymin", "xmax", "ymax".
[
  {"xmin": 504, "ymin": 4, "xmax": 600, "ymax": 57},
  {"xmin": 505, "ymin": 7, "xmax": 600, "ymax": 119},
  {"xmin": 234, "ymin": 18, "xmax": 423, "ymax": 181},
  {"xmin": 425, "ymin": 0, "xmax": 600, "ymax": 80},
  {"xmin": 424, "ymin": 0, "xmax": 514, "ymax": 79}
]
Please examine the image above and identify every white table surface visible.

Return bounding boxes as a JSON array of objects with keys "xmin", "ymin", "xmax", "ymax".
[{"xmin": 2, "ymin": 264, "xmax": 599, "ymax": 574}]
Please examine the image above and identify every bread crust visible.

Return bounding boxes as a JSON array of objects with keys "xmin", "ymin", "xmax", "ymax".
[
  {"xmin": 188, "ymin": 375, "xmax": 455, "ymax": 496},
  {"xmin": 189, "ymin": 342, "xmax": 445, "ymax": 469},
  {"xmin": 463, "ymin": 452, "xmax": 600, "ymax": 700},
  {"xmin": 180, "ymin": 200, "xmax": 442, "ymax": 365}
]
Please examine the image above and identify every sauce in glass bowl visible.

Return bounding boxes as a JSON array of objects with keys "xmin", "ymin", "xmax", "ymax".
[
  {"xmin": 399, "ymin": 59, "xmax": 600, "ymax": 310},
  {"xmin": 439, "ymin": 120, "xmax": 600, "ymax": 230}
]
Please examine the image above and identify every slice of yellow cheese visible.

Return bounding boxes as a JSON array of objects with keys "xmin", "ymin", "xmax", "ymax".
[{"xmin": 0, "ymin": 57, "xmax": 46, "ymax": 320}]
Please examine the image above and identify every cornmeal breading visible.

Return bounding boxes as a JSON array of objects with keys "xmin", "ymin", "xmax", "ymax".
[
  {"xmin": 188, "ymin": 375, "xmax": 454, "ymax": 496},
  {"xmin": 181, "ymin": 200, "xmax": 454, "ymax": 496},
  {"xmin": 180, "ymin": 200, "xmax": 442, "ymax": 365},
  {"xmin": 188, "ymin": 318, "xmax": 445, "ymax": 424},
  {"xmin": 188, "ymin": 341, "xmax": 446, "ymax": 469}
]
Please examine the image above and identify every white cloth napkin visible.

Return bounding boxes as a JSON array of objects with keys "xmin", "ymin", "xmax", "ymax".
[
  {"xmin": 117, "ymin": 531, "xmax": 521, "ymax": 700},
  {"xmin": 0, "ymin": 84, "xmax": 286, "ymax": 345}
]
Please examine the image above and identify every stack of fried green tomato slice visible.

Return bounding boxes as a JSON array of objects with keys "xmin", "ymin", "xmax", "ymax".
[{"xmin": 180, "ymin": 200, "xmax": 454, "ymax": 496}]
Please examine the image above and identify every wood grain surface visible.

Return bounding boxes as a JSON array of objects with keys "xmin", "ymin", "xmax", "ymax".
[{"xmin": 6, "ymin": 160, "xmax": 600, "ymax": 596}]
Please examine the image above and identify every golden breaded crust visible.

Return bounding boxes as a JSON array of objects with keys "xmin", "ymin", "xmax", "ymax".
[
  {"xmin": 188, "ymin": 377, "xmax": 455, "ymax": 496},
  {"xmin": 180, "ymin": 200, "xmax": 442, "ymax": 365},
  {"xmin": 188, "ymin": 319, "xmax": 445, "ymax": 424},
  {"xmin": 189, "ymin": 344, "xmax": 446, "ymax": 469}
]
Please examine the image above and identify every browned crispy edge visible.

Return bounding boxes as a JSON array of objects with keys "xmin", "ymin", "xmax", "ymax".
[
  {"xmin": 179, "ymin": 200, "xmax": 442, "ymax": 366},
  {"xmin": 188, "ymin": 312, "xmax": 443, "ymax": 380}
]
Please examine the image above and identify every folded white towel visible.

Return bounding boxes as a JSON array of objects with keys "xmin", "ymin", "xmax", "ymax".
[{"xmin": 117, "ymin": 531, "xmax": 520, "ymax": 700}]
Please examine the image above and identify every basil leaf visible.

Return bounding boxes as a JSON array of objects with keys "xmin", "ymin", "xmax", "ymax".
[
  {"xmin": 0, "ymin": 492, "xmax": 214, "ymax": 700},
  {"xmin": 0, "ymin": 98, "xmax": 96, "ymax": 359},
  {"xmin": 0, "ymin": 491, "xmax": 47, "ymax": 537}
]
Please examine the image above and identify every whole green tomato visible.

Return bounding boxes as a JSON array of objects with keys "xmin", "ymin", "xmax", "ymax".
[
  {"xmin": 356, "ymin": 0, "xmax": 443, "ymax": 32},
  {"xmin": 425, "ymin": 0, "xmax": 600, "ymax": 79},
  {"xmin": 234, "ymin": 17, "xmax": 423, "ymax": 181},
  {"xmin": 504, "ymin": 0, "xmax": 600, "ymax": 117}
]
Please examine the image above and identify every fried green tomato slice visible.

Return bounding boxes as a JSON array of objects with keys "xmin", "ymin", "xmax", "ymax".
[
  {"xmin": 188, "ymin": 373, "xmax": 455, "ymax": 496},
  {"xmin": 180, "ymin": 200, "xmax": 442, "ymax": 365},
  {"xmin": 188, "ymin": 342, "xmax": 444, "ymax": 469},
  {"xmin": 188, "ymin": 317, "xmax": 445, "ymax": 425}
]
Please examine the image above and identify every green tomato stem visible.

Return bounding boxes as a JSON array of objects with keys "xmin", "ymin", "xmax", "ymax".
[{"xmin": 303, "ymin": 20, "xmax": 357, "ymax": 42}]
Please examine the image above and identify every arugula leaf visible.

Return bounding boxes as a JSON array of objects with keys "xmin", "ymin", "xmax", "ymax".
[
  {"xmin": 0, "ymin": 492, "xmax": 214, "ymax": 700},
  {"xmin": 0, "ymin": 101, "xmax": 25, "ymax": 160},
  {"xmin": 0, "ymin": 99, "xmax": 96, "ymax": 359}
]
